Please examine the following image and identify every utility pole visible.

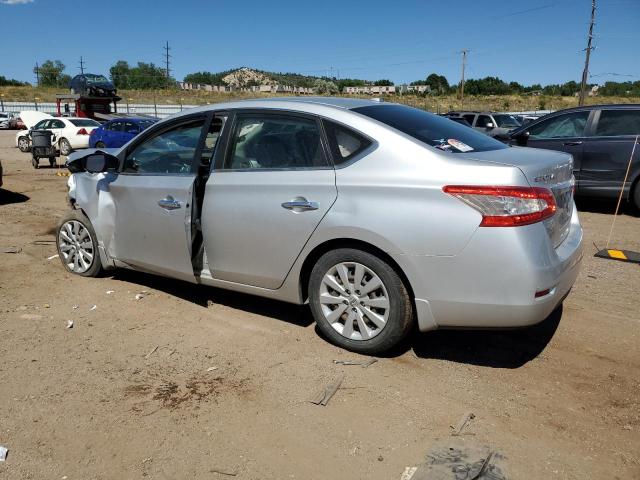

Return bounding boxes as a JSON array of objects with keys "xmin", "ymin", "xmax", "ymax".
[
  {"xmin": 578, "ymin": 0, "xmax": 596, "ymax": 106},
  {"xmin": 459, "ymin": 49, "xmax": 468, "ymax": 109},
  {"xmin": 163, "ymin": 41, "xmax": 171, "ymax": 87},
  {"xmin": 34, "ymin": 62, "xmax": 40, "ymax": 86},
  {"xmin": 79, "ymin": 56, "xmax": 85, "ymax": 74}
]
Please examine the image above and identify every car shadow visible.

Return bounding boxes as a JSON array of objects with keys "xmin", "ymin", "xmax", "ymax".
[
  {"xmin": 576, "ymin": 197, "xmax": 638, "ymax": 216},
  {"xmin": 0, "ymin": 189, "xmax": 30, "ymax": 206},
  {"xmin": 407, "ymin": 306, "xmax": 563, "ymax": 369},
  {"xmin": 111, "ymin": 269, "xmax": 314, "ymax": 328}
]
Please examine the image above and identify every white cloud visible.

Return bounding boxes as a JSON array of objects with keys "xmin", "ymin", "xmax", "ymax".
[{"xmin": 1, "ymin": 0, "xmax": 35, "ymax": 4}]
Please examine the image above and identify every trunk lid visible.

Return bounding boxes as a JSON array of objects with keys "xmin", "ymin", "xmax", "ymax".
[{"xmin": 465, "ymin": 146, "xmax": 575, "ymax": 248}]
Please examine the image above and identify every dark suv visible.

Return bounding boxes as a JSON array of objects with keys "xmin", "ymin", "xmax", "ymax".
[
  {"xmin": 448, "ymin": 111, "xmax": 522, "ymax": 140},
  {"xmin": 509, "ymin": 104, "xmax": 640, "ymax": 209}
]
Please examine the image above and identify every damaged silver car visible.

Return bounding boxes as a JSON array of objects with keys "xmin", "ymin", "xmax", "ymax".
[{"xmin": 58, "ymin": 98, "xmax": 583, "ymax": 353}]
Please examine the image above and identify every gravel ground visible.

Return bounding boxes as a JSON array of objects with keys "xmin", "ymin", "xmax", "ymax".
[{"xmin": 0, "ymin": 129, "xmax": 638, "ymax": 479}]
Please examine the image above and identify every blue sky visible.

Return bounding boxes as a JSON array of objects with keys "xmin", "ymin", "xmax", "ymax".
[{"xmin": 1, "ymin": 0, "xmax": 639, "ymax": 86}]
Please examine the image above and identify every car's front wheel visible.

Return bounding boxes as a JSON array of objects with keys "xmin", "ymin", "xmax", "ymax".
[
  {"xmin": 95, "ymin": 141, "xmax": 106, "ymax": 148},
  {"xmin": 309, "ymin": 248, "xmax": 414, "ymax": 354},
  {"xmin": 18, "ymin": 136, "xmax": 30, "ymax": 152},
  {"xmin": 56, "ymin": 211, "xmax": 103, "ymax": 277}
]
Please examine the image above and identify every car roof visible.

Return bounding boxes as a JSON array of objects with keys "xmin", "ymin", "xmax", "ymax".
[
  {"xmin": 544, "ymin": 103, "xmax": 640, "ymax": 114},
  {"xmin": 107, "ymin": 117, "xmax": 156, "ymax": 122}
]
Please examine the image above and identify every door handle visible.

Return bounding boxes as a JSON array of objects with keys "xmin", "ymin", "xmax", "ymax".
[
  {"xmin": 281, "ymin": 199, "xmax": 319, "ymax": 212},
  {"xmin": 157, "ymin": 196, "xmax": 182, "ymax": 210},
  {"xmin": 563, "ymin": 141, "xmax": 583, "ymax": 146}
]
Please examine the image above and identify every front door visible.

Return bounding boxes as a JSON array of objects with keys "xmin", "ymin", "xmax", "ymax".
[
  {"xmin": 108, "ymin": 116, "xmax": 209, "ymax": 281},
  {"xmin": 201, "ymin": 111, "xmax": 337, "ymax": 289},
  {"xmin": 523, "ymin": 110, "xmax": 591, "ymax": 183}
]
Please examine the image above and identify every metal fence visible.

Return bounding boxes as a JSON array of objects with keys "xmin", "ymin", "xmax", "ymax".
[{"xmin": 0, "ymin": 101, "xmax": 197, "ymax": 118}]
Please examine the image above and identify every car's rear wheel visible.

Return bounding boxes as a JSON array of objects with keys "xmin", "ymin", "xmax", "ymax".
[
  {"xmin": 56, "ymin": 210, "xmax": 102, "ymax": 277},
  {"xmin": 309, "ymin": 248, "xmax": 414, "ymax": 354},
  {"xmin": 18, "ymin": 136, "xmax": 30, "ymax": 152},
  {"xmin": 95, "ymin": 141, "xmax": 106, "ymax": 148},
  {"xmin": 59, "ymin": 138, "xmax": 72, "ymax": 156}
]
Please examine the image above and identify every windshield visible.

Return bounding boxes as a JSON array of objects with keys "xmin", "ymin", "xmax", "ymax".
[
  {"xmin": 85, "ymin": 75, "xmax": 110, "ymax": 85},
  {"xmin": 70, "ymin": 119, "xmax": 101, "ymax": 127},
  {"xmin": 353, "ymin": 104, "xmax": 508, "ymax": 153},
  {"xmin": 492, "ymin": 114, "xmax": 521, "ymax": 128}
]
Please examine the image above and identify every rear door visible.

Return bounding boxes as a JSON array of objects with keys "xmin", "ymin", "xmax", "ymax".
[
  {"xmin": 579, "ymin": 108, "xmax": 640, "ymax": 197},
  {"xmin": 522, "ymin": 110, "xmax": 592, "ymax": 183},
  {"xmin": 107, "ymin": 121, "xmax": 124, "ymax": 147},
  {"xmin": 107, "ymin": 115, "xmax": 210, "ymax": 281},
  {"xmin": 201, "ymin": 110, "xmax": 337, "ymax": 289},
  {"xmin": 122, "ymin": 121, "xmax": 140, "ymax": 145}
]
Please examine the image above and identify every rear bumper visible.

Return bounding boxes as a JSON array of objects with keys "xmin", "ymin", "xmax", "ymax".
[
  {"xmin": 69, "ymin": 136, "xmax": 90, "ymax": 149},
  {"xmin": 395, "ymin": 204, "xmax": 583, "ymax": 331}
]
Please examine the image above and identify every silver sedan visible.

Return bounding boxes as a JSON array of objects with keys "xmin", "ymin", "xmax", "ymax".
[{"xmin": 58, "ymin": 98, "xmax": 583, "ymax": 353}]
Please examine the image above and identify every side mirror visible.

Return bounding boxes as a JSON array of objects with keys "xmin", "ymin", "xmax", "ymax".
[
  {"xmin": 485, "ymin": 122, "xmax": 495, "ymax": 129},
  {"xmin": 511, "ymin": 130, "xmax": 530, "ymax": 146},
  {"xmin": 67, "ymin": 151, "xmax": 119, "ymax": 174}
]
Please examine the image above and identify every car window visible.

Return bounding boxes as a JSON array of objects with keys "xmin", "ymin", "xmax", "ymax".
[
  {"xmin": 226, "ymin": 114, "xmax": 327, "ymax": 170},
  {"xmin": 70, "ymin": 119, "xmax": 100, "ymax": 127},
  {"xmin": 594, "ymin": 110, "xmax": 640, "ymax": 137},
  {"xmin": 476, "ymin": 115, "xmax": 493, "ymax": 128},
  {"xmin": 202, "ymin": 116, "xmax": 226, "ymax": 167},
  {"xmin": 528, "ymin": 111, "xmax": 589, "ymax": 139},
  {"xmin": 493, "ymin": 114, "xmax": 521, "ymax": 128},
  {"xmin": 353, "ymin": 104, "xmax": 508, "ymax": 153},
  {"xmin": 463, "ymin": 114, "xmax": 476, "ymax": 125},
  {"xmin": 123, "ymin": 122, "xmax": 139, "ymax": 134},
  {"xmin": 124, "ymin": 119, "xmax": 205, "ymax": 175},
  {"xmin": 109, "ymin": 121, "xmax": 124, "ymax": 132},
  {"xmin": 322, "ymin": 119, "xmax": 372, "ymax": 165},
  {"xmin": 34, "ymin": 120, "xmax": 49, "ymax": 130},
  {"xmin": 51, "ymin": 120, "xmax": 65, "ymax": 129}
]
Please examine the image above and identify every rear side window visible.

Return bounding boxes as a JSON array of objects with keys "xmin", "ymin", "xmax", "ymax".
[
  {"xmin": 70, "ymin": 119, "xmax": 100, "ymax": 127},
  {"xmin": 463, "ymin": 114, "xmax": 476, "ymax": 124},
  {"xmin": 476, "ymin": 115, "xmax": 492, "ymax": 128},
  {"xmin": 594, "ymin": 110, "xmax": 640, "ymax": 136},
  {"xmin": 353, "ymin": 104, "xmax": 507, "ymax": 153},
  {"xmin": 322, "ymin": 120, "xmax": 372, "ymax": 165}
]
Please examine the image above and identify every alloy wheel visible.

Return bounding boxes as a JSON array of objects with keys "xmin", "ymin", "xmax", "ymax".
[
  {"xmin": 319, "ymin": 262, "xmax": 390, "ymax": 341},
  {"xmin": 58, "ymin": 220, "xmax": 95, "ymax": 273}
]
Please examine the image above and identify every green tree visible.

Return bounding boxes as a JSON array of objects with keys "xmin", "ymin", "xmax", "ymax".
[
  {"xmin": 35, "ymin": 60, "xmax": 68, "ymax": 87},
  {"xmin": 314, "ymin": 79, "xmax": 339, "ymax": 94},
  {"xmin": 110, "ymin": 60, "xmax": 131, "ymax": 89},
  {"xmin": 373, "ymin": 79, "xmax": 393, "ymax": 86},
  {"xmin": 0, "ymin": 75, "xmax": 29, "ymax": 86},
  {"xmin": 418, "ymin": 73, "xmax": 450, "ymax": 94}
]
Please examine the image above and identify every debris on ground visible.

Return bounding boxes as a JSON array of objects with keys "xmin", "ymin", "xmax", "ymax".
[
  {"xmin": 145, "ymin": 346, "xmax": 159, "ymax": 358},
  {"xmin": 43, "ymin": 303, "xmax": 50, "ymax": 308},
  {"xmin": 0, "ymin": 445, "xmax": 8, "ymax": 461},
  {"xmin": 90, "ymin": 305, "xmax": 97, "ymax": 311},
  {"xmin": 409, "ymin": 441, "xmax": 506, "ymax": 480},
  {"xmin": 210, "ymin": 467, "xmax": 237, "ymax": 476},
  {"xmin": 66, "ymin": 320, "xmax": 74, "ymax": 329},
  {"xmin": 451, "ymin": 411, "xmax": 476, "ymax": 436},
  {"xmin": 309, "ymin": 375, "xmax": 344, "ymax": 406},
  {"xmin": 207, "ymin": 366, "xmax": 218, "ymax": 372},
  {"xmin": 2, "ymin": 246, "xmax": 22, "ymax": 254},
  {"xmin": 106, "ymin": 290, "xmax": 115, "ymax": 295},
  {"xmin": 333, "ymin": 358, "xmax": 378, "ymax": 368},
  {"xmin": 47, "ymin": 254, "xmax": 59, "ymax": 260},
  {"xmin": 72, "ymin": 305, "xmax": 79, "ymax": 310},
  {"xmin": 400, "ymin": 466, "xmax": 418, "ymax": 480},
  {"xmin": 135, "ymin": 291, "xmax": 150, "ymax": 300}
]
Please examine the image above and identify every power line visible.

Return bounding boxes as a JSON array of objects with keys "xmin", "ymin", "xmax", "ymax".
[{"xmin": 579, "ymin": 0, "xmax": 596, "ymax": 106}]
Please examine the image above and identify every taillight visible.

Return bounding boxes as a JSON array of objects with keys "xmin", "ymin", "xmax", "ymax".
[
  {"xmin": 443, "ymin": 185, "xmax": 557, "ymax": 227},
  {"xmin": 77, "ymin": 128, "xmax": 89, "ymax": 135}
]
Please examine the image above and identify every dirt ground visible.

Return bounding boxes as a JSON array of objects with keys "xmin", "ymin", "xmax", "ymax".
[{"xmin": 0, "ymin": 129, "xmax": 638, "ymax": 480}]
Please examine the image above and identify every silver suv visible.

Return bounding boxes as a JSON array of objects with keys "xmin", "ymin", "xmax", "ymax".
[{"xmin": 450, "ymin": 111, "xmax": 522, "ymax": 140}]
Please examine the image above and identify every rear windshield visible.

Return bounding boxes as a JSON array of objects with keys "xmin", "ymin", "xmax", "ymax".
[
  {"xmin": 70, "ymin": 119, "xmax": 101, "ymax": 127},
  {"xmin": 353, "ymin": 104, "xmax": 508, "ymax": 153},
  {"xmin": 493, "ymin": 114, "xmax": 521, "ymax": 128}
]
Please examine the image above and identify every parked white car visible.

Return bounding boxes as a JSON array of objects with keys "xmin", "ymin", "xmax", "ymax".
[{"xmin": 16, "ymin": 111, "xmax": 101, "ymax": 156}]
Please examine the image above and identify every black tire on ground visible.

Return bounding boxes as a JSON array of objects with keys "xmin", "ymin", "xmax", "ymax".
[
  {"xmin": 632, "ymin": 180, "xmax": 640, "ymax": 212},
  {"xmin": 59, "ymin": 138, "xmax": 72, "ymax": 156},
  {"xmin": 56, "ymin": 210, "xmax": 103, "ymax": 278},
  {"xmin": 18, "ymin": 136, "xmax": 30, "ymax": 152},
  {"xmin": 95, "ymin": 141, "xmax": 106, "ymax": 148},
  {"xmin": 308, "ymin": 248, "xmax": 414, "ymax": 354}
]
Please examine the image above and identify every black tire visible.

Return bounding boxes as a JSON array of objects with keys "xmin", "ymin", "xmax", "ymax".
[
  {"xmin": 59, "ymin": 138, "xmax": 72, "ymax": 156},
  {"xmin": 95, "ymin": 141, "xmax": 106, "ymax": 148},
  {"xmin": 49, "ymin": 157, "xmax": 56, "ymax": 167},
  {"xmin": 309, "ymin": 248, "xmax": 414, "ymax": 354},
  {"xmin": 18, "ymin": 136, "xmax": 30, "ymax": 152},
  {"xmin": 56, "ymin": 210, "xmax": 103, "ymax": 277},
  {"xmin": 632, "ymin": 180, "xmax": 640, "ymax": 213}
]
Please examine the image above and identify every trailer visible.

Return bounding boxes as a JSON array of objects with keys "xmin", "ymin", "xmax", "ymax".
[{"xmin": 55, "ymin": 93, "xmax": 122, "ymax": 121}]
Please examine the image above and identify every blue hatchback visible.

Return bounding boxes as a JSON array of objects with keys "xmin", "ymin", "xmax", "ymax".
[{"xmin": 89, "ymin": 117, "xmax": 157, "ymax": 149}]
